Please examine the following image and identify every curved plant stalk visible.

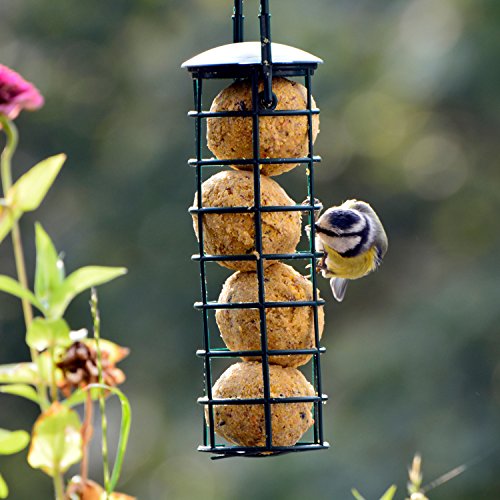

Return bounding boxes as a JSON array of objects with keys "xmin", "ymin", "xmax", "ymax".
[
  {"xmin": 91, "ymin": 289, "xmax": 111, "ymax": 496},
  {"xmin": 0, "ymin": 117, "xmax": 49, "ymax": 411},
  {"xmin": 0, "ymin": 117, "xmax": 32, "ymax": 324},
  {"xmin": 71, "ymin": 384, "xmax": 131, "ymax": 495},
  {"xmin": 1, "ymin": 116, "xmax": 62, "ymax": 498}
]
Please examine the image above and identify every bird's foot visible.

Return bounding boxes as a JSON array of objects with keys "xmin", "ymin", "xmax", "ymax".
[{"xmin": 301, "ymin": 197, "xmax": 323, "ymax": 222}]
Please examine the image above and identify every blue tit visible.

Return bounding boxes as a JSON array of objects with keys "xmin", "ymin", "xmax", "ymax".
[{"xmin": 312, "ymin": 199, "xmax": 388, "ymax": 302}]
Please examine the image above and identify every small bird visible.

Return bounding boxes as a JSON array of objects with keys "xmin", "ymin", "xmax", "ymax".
[{"xmin": 309, "ymin": 199, "xmax": 388, "ymax": 302}]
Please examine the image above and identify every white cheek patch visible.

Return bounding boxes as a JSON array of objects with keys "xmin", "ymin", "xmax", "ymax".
[
  {"xmin": 329, "ymin": 235, "xmax": 361, "ymax": 253},
  {"xmin": 315, "ymin": 234, "xmax": 325, "ymax": 252}
]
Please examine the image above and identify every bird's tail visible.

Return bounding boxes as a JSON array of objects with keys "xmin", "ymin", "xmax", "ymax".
[{"xmin": 330, "ymin": 277, "xmax": 348, "ymax": 302}]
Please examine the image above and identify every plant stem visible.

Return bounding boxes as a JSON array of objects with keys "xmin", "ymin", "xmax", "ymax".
[
  {"xmin": 1, "ymin": 116, "xmax": 61, "ymax": 496},
  {"xmin": 80, "ymin": 391, "xmax": 94, "ymax": 486},
  {"xmin": 52, "ymin": 467, "xmax": 65, "ymax": 500},
  {"xmin": 91, "ymin": 289, "xmax": 111, "ymax": 497},
  {"xmin": 0, "ymin": 116, "xmax": 16, "ymax": 191},
  {"xmin": 0, "ymin": 118, "xmax": 33, "ymax": 323},
  {"xmin": 50, "ymin": 346, "xmax": 58, "ymax": 402},
  {"xmin": 0, "ymin": 117, "xmax": 50, "ymax": 411}
]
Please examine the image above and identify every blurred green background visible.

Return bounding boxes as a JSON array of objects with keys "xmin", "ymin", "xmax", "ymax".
[{"xmin": 1, "ymin": 0, "xmax": 499, "ymax": 498}]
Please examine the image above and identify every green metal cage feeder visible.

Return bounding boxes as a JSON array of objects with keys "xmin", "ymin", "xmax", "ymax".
[{"xmin": 182, "ymin": 0, "xmax": 329, "ymax": 459}]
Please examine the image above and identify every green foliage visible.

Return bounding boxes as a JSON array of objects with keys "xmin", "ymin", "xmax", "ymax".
[
  {"xmin": 380, "ymin": 485, "xmax": 398, "ymax": 500},
  {"xmin": 0, "ymin": 429, "xmax": 30, "ymax": 455},
  {"xmin": 0, "ymin": 356, "xmax": 60, "ymax": 387},
  {"xmin": 62, "ymin": 387, "xmax": 105, "ymax": 408},
  {"xmin": 0, "ymin": 363, "xmax": 39, "ymax": 385},
  {"xmin": 27, "ymin": 403, "xmax": 82, "ymax": 477},
  {"xmin": 352, "ymin": 485, "xmax": 397, "ymax": 500},
  {"xmin": 11, "ymin": 155, "xmax": 66, "ymax": 212},
  {"xmin": 0, "ymin": 429, "xmax": 30, "ymax": 500},
  {"xmin": 0, "ymin": 154, "xmax": 65, "ymax": 246},
  {"xmin": 34, "ymin": 223, "xmax": 65, "ymax": 308},
  {"xmin": 33, "ymin": 224, "xmax": 127, "ymax": 319},
  {"xmin": 0, "ymin": 207, "xmax": 15, "ymax": 246},
  {"xmin": 0, "ymin": 226, "xmax": 126, "ymax": 319},
  {"xmin": 0, "ymin": 384, "xmax": 38, "ymax": 404},
  {"xmin": 25, "ymin": 318, "xmax": 72, "ymax": 352},
  {"xmin": 72, "ymin": 384, "xmax": 131, "ymax": 494},
  {"xmin": 47, "ymin": 266, "xmax": 127, "ymax": 319},
  {"xmin": 38, "ymin": 351, "xmax": 61, "ymax": 387},
  {"xmin": 0, "ymin": 473, "xmax": 7, "ymax": 499},
  {"xmin": 0, "ymin": 276, "xmax": 42, "ymax": 310},
  {"xmin": 0, "ymin": 60, "xmax": 129, "ymax": 499},
  {"xmin": 351, "ymin": 489, "xmax": 366, "ymax": 500}
]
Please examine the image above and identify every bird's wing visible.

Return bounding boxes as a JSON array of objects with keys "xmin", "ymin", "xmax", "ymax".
[{"xmin": 330, "ymin": 277, "xmax": 349, "ymax": 302}]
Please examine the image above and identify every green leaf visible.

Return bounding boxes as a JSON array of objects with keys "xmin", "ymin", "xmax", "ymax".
[
  {"xmin": 0, "ymin": 358, "xmax": 60, "ymax": 391},
  {"xmin": 0, "ymin": 473, "xmax": 8, "ymax": 498},
  {"xmin": 0, "ymin": 363, "xmax": 38, "ymax": 385},
  {"xmin": 75, "ymin": 384, "xmax": 131, "ymax": 493},
  {"xmin": 0, "ymin": 276, "xmax": 42, "ymax": 310},
  {"xmin": 380, "ymin": 485, "xmax": 397, "ymax": 500},
  {"xmin": 351, "ymin": 489, "xmax": 366, "ymax": 500},
  {"xmin": 38, "ymin": 351, "xmax": 62, "ymax": 386},
  {"xmin": 34, "ymin": 224, "xmax": 65, "ymax": 306},
  {"xmin": 48, "ymin": 266, "xmax": 127, "ymax": 319},
  {"xmin": 11, "ymin": 154, "xmax": 66, "ymax": 212},
  {"xmin": 0, "ymin": 384, "xmax": 38, "ymax": 403},
  {"xmin": 0, "ymin": 206, "xmax": 21, "ymax": 246},
  {"xmin": 62, "ymin": 387, "xmax": 105, "ymax": 408},
  {"xmin": 26, "ymin": 318, "xmax": 71, "ymax": 352},
  {"xmin": 0, "ymin": 429, "xmax": 30, "ymax": 455},
  {"xmin": 27, "ymin": 402, "xmax": 82, "ymax": 477}
]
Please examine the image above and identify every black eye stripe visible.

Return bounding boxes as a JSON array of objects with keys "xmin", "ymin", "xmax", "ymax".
[
  {"xmin": 315, "ymin": 225, "xmax": 338, "ymax": 238},
  {"xmin": 318, "ymin": 215, "xmax": 369, "ymax": 235}
]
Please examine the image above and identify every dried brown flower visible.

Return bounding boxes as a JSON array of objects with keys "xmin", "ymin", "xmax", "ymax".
[
  {"xmin": 57, "ymin": 341, "xmax": 128, "ymax": 397},
  {"xmin": 66, "ymin": 476, "xmax": 135, "ymax": 499}
]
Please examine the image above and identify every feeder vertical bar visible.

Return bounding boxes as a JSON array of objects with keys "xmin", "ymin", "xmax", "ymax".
[
  {"xmin": 194, "ymin": 77, "xmax": 216, "ymax": 449},
  {"xmin": 259, "ymin": 0, "xmax": 274, "ymax": 108},
  {"xmin": 305, "ymin": 69, "xmax": 324, "ymax": 445},
  {"xmin": 233, "ymin": 0, "xmax": 244, "ymax": 43},
  {"xmin": 251, "ymin": 69, "xmax": 273, "ymax": 450}
]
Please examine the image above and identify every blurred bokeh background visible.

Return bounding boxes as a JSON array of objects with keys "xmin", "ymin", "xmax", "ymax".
[{"xmin": 1, "ymin": 0, "xmax": 499, "ymax": 498}]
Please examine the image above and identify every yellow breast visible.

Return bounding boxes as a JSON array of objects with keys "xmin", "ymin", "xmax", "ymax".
[{"xmin": 324, "ymin": 245, "xmax": 378, "ymax": 280}]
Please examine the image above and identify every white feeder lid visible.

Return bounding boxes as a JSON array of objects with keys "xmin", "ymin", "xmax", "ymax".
[{"xmin": 182, "ymin": 41, "xmax": 322, "ymax": 68}]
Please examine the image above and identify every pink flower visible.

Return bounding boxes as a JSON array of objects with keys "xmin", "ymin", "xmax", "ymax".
[{"xmin": 0, "ymin": 64, "xmax": 44, "ymax": 121}]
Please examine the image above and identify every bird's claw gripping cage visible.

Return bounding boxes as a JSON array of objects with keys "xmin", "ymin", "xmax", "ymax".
[{"xmin": 183, "ymin": 0, "xmax": 329, "ymax": 459}]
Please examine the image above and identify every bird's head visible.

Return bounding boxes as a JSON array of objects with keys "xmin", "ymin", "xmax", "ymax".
[{"xmin": 315, "ymin": 207, "xmax": 367, "ymax": 255}]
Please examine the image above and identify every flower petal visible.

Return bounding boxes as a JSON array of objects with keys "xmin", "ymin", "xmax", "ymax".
[{"xmin": 0, "ymin": 64, "xmax": 44, "ymax": 120}]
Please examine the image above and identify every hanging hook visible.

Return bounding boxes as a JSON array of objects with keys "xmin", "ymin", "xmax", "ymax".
[
  {"xmin": 233, "ymin": 0, "xmax": 244, "ymax": 43},
  {"xmin": 259, "ymin": 0, "xmax": 276, "ymax": 109}
]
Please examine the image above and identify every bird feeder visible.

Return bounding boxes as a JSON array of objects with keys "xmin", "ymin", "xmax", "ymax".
[{"xmin": 183, "ymin": 0, "xmax": 329, "ymax": 458}]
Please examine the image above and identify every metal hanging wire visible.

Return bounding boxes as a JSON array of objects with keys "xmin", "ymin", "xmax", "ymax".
[
  {"xmin": 232, "ymin": 0, "xmax": 244, "ymax": 43},
  {"xmin": 183, "ymin": 0, "xmax": 329, "ymax": 458}
]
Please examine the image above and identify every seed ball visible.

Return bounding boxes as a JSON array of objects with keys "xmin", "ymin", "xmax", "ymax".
[
  {"xmin": 207, "ymin": 77, "xmax": 320, "ymax": 176},
  {"xmin": 216, "ymin": 262, "xmax": 324, "ymax": 367},
  {"xmin": 192, "ymin": 170, "xmax": 301, "ymax": 271},
  {"xmin": 207, "ymin": 361, "xmax": 315, "ymax": 447}
]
